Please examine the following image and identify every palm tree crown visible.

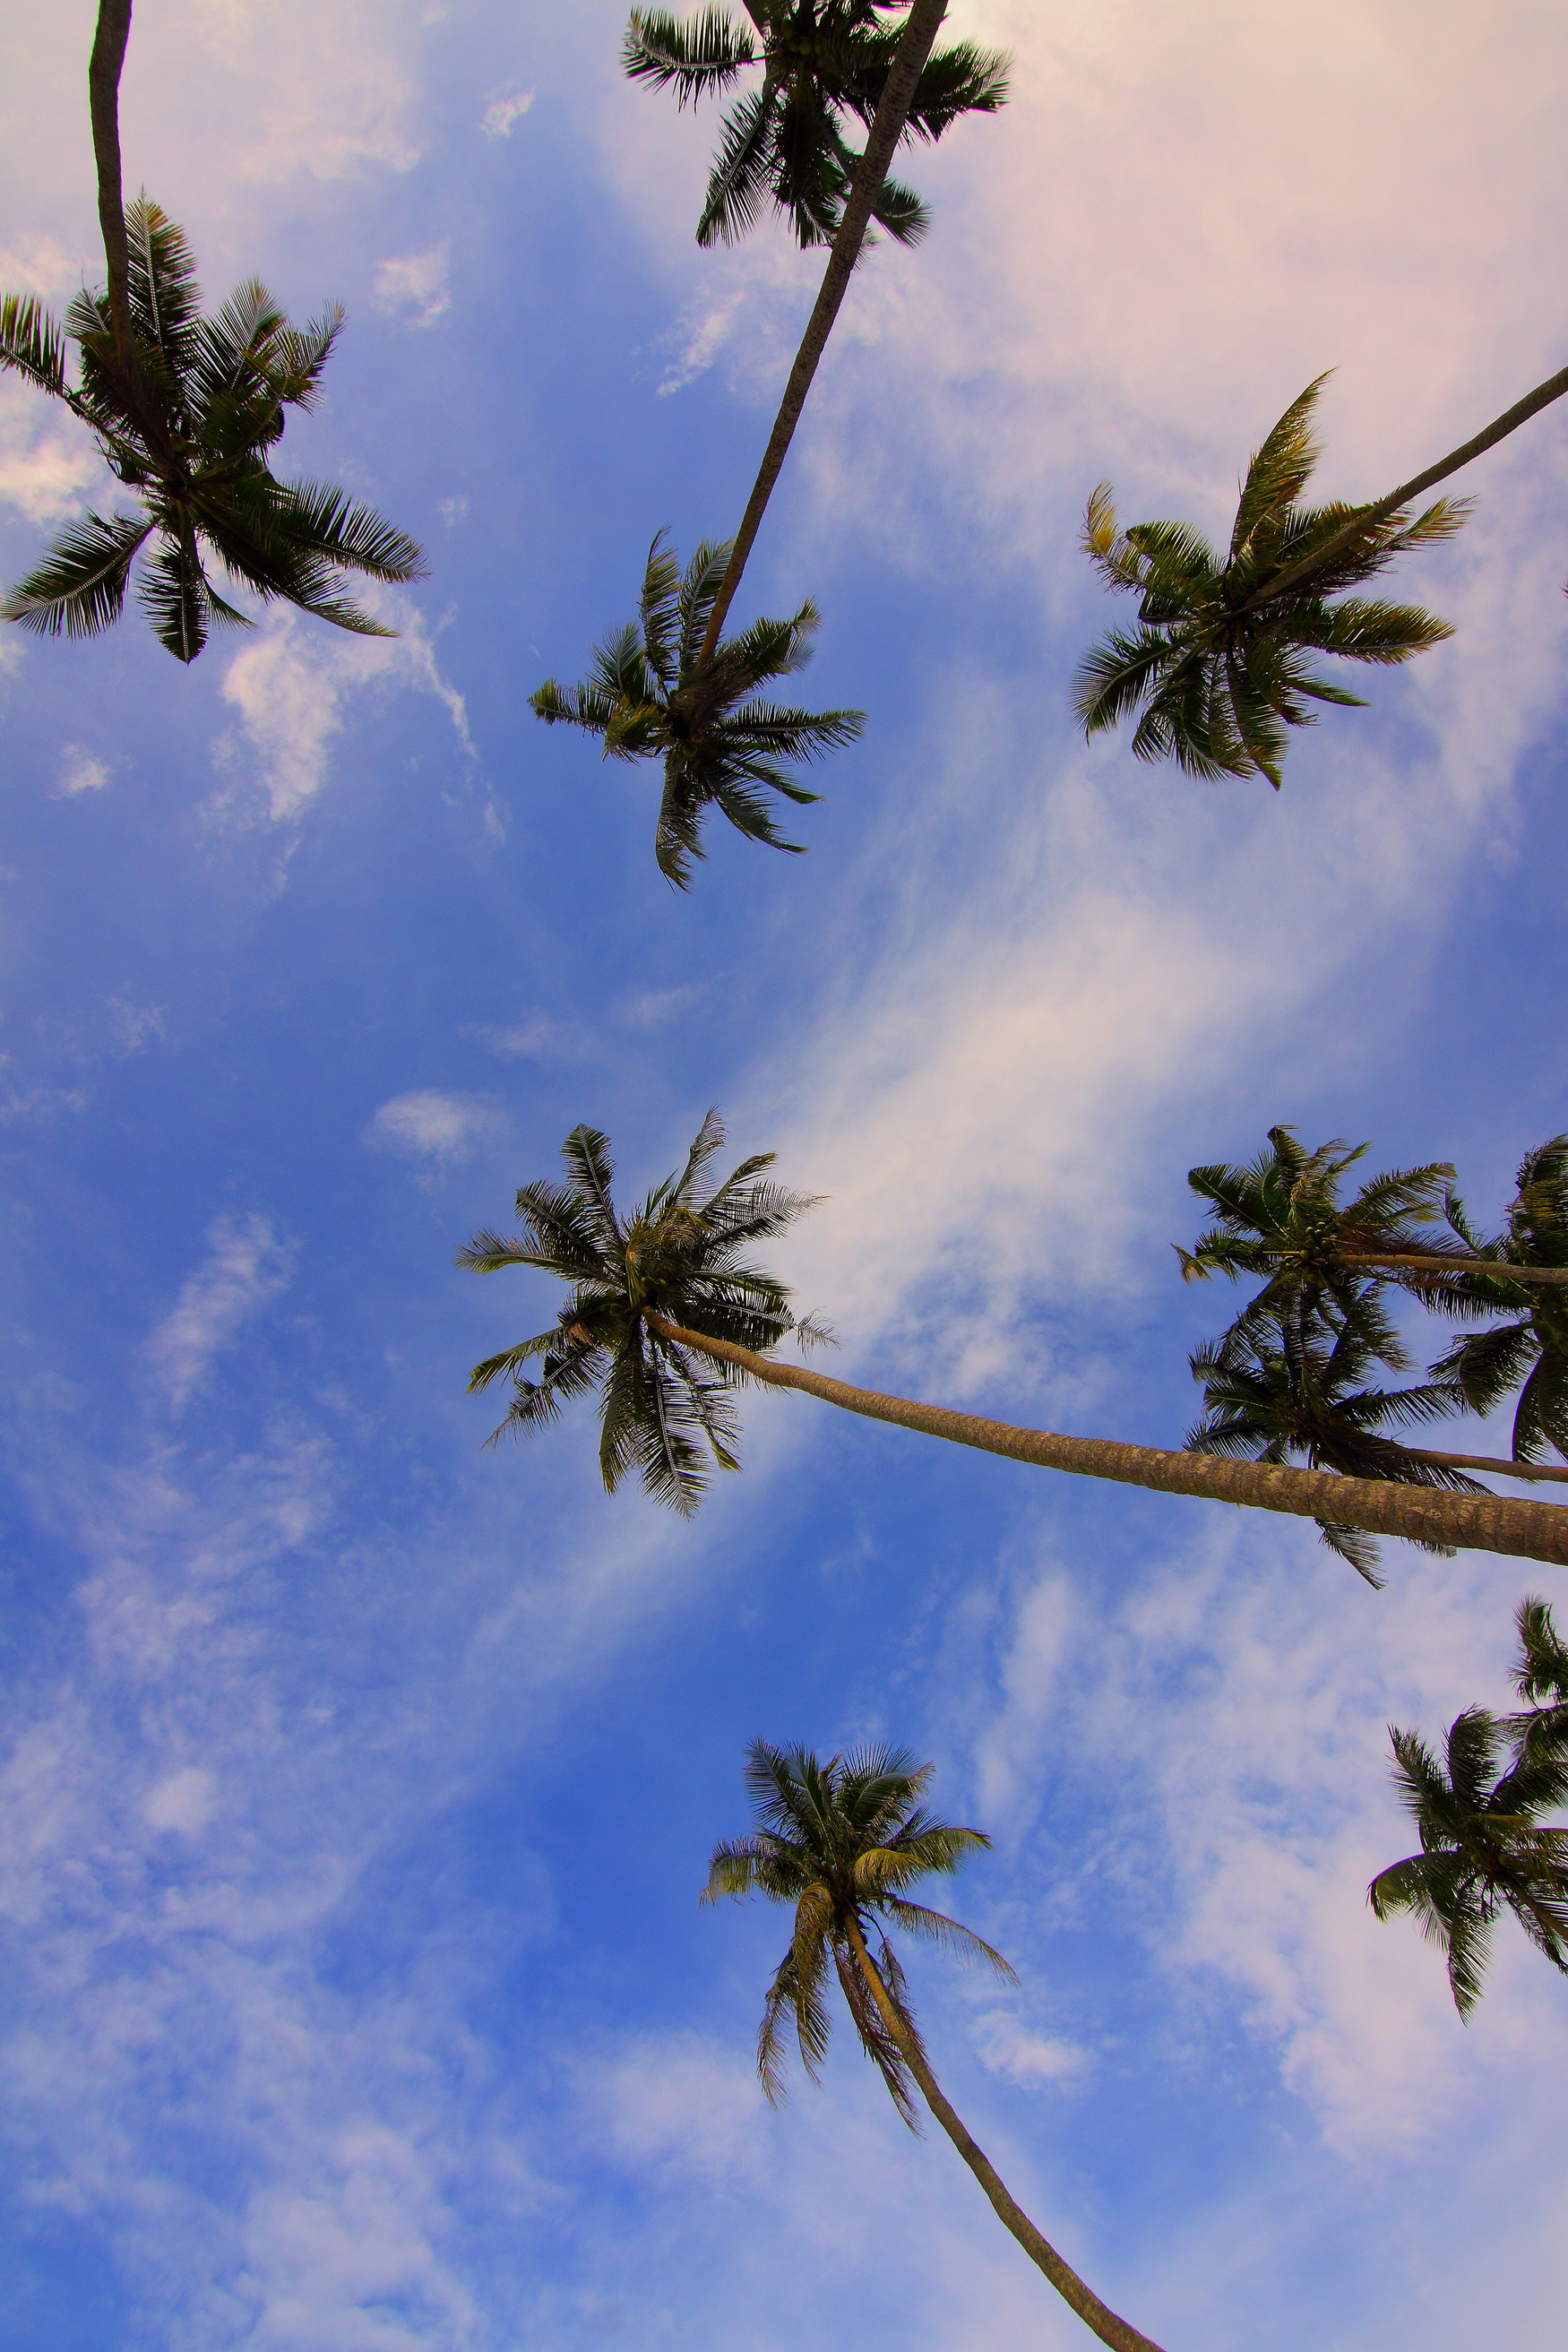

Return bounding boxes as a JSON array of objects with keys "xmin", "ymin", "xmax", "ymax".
[
  {"xmin": 625, "ymin": 3, "xmax": 1010, "ymax": 249},
  {"xmin": 1368, "ymin": 1703, "xmax": 1568, "ymax": 2017},
  {"xmin": 704, "ymin": 1739, "xmax": 1011, "ymax": 2118},
  {"xmin": 0, "ymin": 199, "xmax": 424, "ymax": 663},
  {"xmin": 530, "ymin": 532, "xmax": 864, "ymax": 887},
  {"xmin": 1187, "ymin": 1304, "xmax": 1478, "ymax": 1584},
  {"xmin": 1429, "ymin": 1136, "xmax": 1568, "ymax": 1467},
  {"xmin": 1178, "ymin": 1124, "xmax": 1465, "ymax": 1353},
  {"xmin": 1074, "ymin": 376, "xmax": 1466, "ymax": 785},
  {"xmin": 459, "ymin": 1108, "xmax": 822, "ymax": 1514}
]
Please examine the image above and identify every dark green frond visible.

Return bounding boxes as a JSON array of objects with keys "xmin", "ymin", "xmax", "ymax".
[
  {"xmin": 0, "ymin": 292, "xmax": 69, "ymax": 397},
  {"xmin": 625, "ymin": 8, "xmax": 755, "ymax": 102},
  {"xmin": 2, "ymin": 508, "xmax": 155, "ymax": 638}
]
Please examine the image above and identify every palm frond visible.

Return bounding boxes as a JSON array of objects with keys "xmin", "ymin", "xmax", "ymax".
[
  {"xmin": 2, "ymin": 508, "xmax": 155, "ymax": 637},
  {"xmin": 0, "ymin": 293, "xmax": 70, "ymax": 397},
  {"xmin": 624, "ymin": 7, "xmax": 755, "ymax": 103}
]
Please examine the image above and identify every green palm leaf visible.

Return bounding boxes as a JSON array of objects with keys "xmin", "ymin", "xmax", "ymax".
[{"xmin": 0, "ymin": 509, "xmax": 154, "ymax": 637}]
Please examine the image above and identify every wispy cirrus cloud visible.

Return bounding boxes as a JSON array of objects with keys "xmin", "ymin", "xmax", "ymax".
[
  {"xmin": 373, "ymin": 243, "xmax": 451, "ymax": 329},
  {"xmin": 144, "ymin": 1213, "xmax": 297, "ymax": 1412},
  {"xmin": 214, "ymin": 599, "xmax": 472, "ymax": 823}
]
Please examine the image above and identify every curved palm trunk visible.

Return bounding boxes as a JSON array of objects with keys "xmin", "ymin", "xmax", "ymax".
[
  {"xmin": 695, "ymin": 0, "xmax": 949, "ymax": 668},
  {"xmin": 1336, "ymin": 1251, "xmax": 1568, "ymax": 1288},
  {"xmin": 1240, "ymin": 362, "xmax": 1568, "ymax": 614},
  {"xmin": 842, "ymin": 1917, "xmax": 1166, "ymax": 2352},
  {"xmin": 644, "ymin": 1315, "xmax": 1568, "ymax": 1564}
]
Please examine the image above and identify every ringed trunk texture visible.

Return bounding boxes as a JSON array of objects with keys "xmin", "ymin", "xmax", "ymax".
[
  {"xmin": 89, "ymin": 0, "xmax": 136, "ymax": 375},
  {"xmin": 1241, "ymin": 361, "xmax": 1568, "ymax": 613},
  {"xmin": 695, "ymin": 0, "xmax": 948, "ymax": 666},
  {"xmin": 644, "ymin": 1317, "xmax": 1568, "ymax": 1564},
  {"xmin": 843, "ymin": 1917, "xmax": 1167, "ymax": 2352}
]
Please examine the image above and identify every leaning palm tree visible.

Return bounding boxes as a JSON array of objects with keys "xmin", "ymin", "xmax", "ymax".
[
  {"xmin": 3, "ymin": 4, "xmax": 421, "ymax": 663},
  {"xmin": 1075, "ymin": 375, "xmax": 1467, "ymax": 786},
  {"xmin": 705, "ymin": 1740, "xmax": 1166, "ymax": 2352},
  {"xmin": 1429, "ymin": 1137, "xmax": 1568, "ymax": 1467},
  {"xmin": 461, "ymin": 1113, "xmax": 1568, "ymax": 1565},
  {"xmin": 1186, "ymin": 1305, "xmax": 1483, "ymax": 1585},
  {"xmin": 625, "ymin": 2, "xmax": 1009, "ymax": 249},
  {"xmin": 1368, "ymin": 1706, "xmax": 1568, "ymax": 2016},
  {"xmin": 530, "ymin": 534, "xmax": 863, "ymax": 886},
  {"xmin": 458, "ymin": 1109, "xmax": 823, "ymax": 1512}
]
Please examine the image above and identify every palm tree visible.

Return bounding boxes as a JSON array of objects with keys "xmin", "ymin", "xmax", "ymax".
[
  {"xmin": 624, "ymin": 3, "xmax": 1009, "ymax": 249},
  {"xmin": 705, "ymin": 1739, "xmax": 1167, "ymax": 2352},
  {"xmin": 1429, "ymin": 1137, "xmax": 1568, "ymax": 1466},
  {"xmin": 1506, "ymin": 1595, "xmax": 1568, "ymax": 1765},
  {"xmin": 461, "ymin": 1113, "xmax": 1568, "ymax": 1565},
  {"xmin": 2, "ymin": 8, "xmax": 422, "ymax": 662},
  {"xmin": 530, "ymin": 533, "xmax": 863, "ymax": 886},
  {"xmin": 1186, "ymin": 1305, "xmax": 1483, "ymax": 1585},
  {"xmin": 1177, "ymin": 1125, "xmax": 1469, "ymax": 1348},
  {"xmin": 1075, "ymin": 375, "xmax": 1468, "ymax": 786},
  {"xmin": 457, "ymin": 1109, "xmax": 824, "ymax": 1513},
  {"xmin": 1368, "ymin": 1706, "xmax": 1568, "ymax": 2016}
]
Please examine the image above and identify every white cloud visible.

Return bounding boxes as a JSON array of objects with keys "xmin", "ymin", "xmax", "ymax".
[
  {"xmin": 0, "ymin": 383, "xmax": 105, "ymax": 526},
  {"xmin": 972, "ymin": 2013, "xmax": 1089, "ymax": 2088},
  {"xmin": 55, "ymin": 745, "xmax": 110, "ymax": 798},
  {"xmin": 366, "ymin": 1090, "xmax": 498, "ymax": 1167},
  {"xmin": 215, "ymin": 599, "xmax": 472, "ymax": 823},
  {"xmin": 480, "ymin": 87, "xmax": 534, "ymax": 139},
  {"xmin": 144, "ymin": 1214, "xmax": 297, "ymax": 1412},
  {"xmin": 436, "ymin": 495, "xmax": 469, "ymax": 527},
  {"xmin": 658, "ymin": 287, "xmax": 747, "ymax": 396},
  {"xmin": 470, "ymin": 1012, "xmax": 581, "ymax": 1062},
  {"xmin": 145, "ymin": 1767, "xmax": 218, "ymax": 1837},
  {"xmin": 372, "ymin": 243, "xmax": 451, "ymax": 329}
]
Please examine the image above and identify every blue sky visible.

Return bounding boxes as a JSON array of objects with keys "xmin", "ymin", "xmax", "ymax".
[{"xmin": 3, "ymin": 3, "xmax": 1568, "ymax": 2347}]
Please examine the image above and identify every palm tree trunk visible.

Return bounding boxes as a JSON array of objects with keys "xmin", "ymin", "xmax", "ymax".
[
  {"xmin": 1337, "ymin": 1251, "xmax": 1568, "ymax": 1288},
  {"xmin": 842, "ymin": 1916, "xmax": 1167, "ymax": 2352},
  {"xmin": 694, "ymin": 0, "xmax": 949, "ymax": 669},
  {"xmin": 1405, "ymin": 1447, "xmax": 1568, "ymax": 1485},
  {"xmin": 88, "ymin": 0, "xmax": 136, "ymax": 376},
  {"xmin": 643, "ymin": 1315, "xmax": 1568, "ymax": 1564},
  {"xmin": 1240, "ymin": 361, "xmax": 1568, "ymax": 613}
]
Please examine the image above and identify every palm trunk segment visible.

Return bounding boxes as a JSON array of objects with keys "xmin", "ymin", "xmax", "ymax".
[
  {"xmin": 644, "ymin": 1317, "xmax": 1568, "ymax": 1564},
  {"xmin": 843, "ymin": 1917, "xmax": 1167, "ymax": 2352},
  {"xmin": 88, "ymin": 0, "xmax": 135, "ymax": 375},
  {"xmin": 695, "ymin": 0, "xmax": 949, "ymax": 668},
  {"xmin": 1240, "ymin": 362, "xmax": 1568, "ymax": 613}
]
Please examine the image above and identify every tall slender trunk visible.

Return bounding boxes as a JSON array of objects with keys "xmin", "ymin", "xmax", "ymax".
[
  {"xmin": 842, "ymin": 1916, "xmax": 1166, "ymax": 2352},
  {"xmin": 1336, "ymin": 1251, "xmax": 1568, "ymax": 1288},
  {"xmin": 1238, "ymin": 361, "xmax": 1568, "ymax": 614},
  {"xmin": 643, "ymin": 1315, "xmax": 1568, "ymax": 1564},
  {"xmin": 694, "ymin": 0, "xmax": 948, "ymax": 668},
  {"xmin": 88, "ymin": 0, "xmax": 136, "ymax": 375}
]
